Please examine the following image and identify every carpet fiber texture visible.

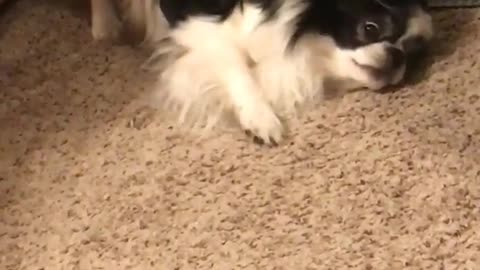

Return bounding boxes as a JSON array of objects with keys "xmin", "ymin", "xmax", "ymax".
[{"xmin": 1, "ymin": 1, "xmax": 480, "ymax": 269}]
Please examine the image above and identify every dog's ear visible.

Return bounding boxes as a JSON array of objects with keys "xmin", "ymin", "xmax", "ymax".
[
  {"xmin": 159, "ymin": 0, "xmax": 182, "ymax": 26},
  {"xmin": 159, "ymin": 0, "xmax": 238, "ymax": 27}
]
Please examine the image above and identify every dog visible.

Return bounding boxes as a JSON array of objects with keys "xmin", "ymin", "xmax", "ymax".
[{"xmin": 91, "ymin": 0, "xmax": 434, "ymax": 145}]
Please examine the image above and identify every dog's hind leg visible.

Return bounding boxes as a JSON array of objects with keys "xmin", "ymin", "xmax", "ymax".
[
  {"xmin": 142, "ymin": 0, "xmax": 170, "ymax": 44},
  {"xmin": 90, "ymin": 0, "xmax": 122, "ymax": 41},
  {"xmin": 121, "ymin": 0, "xmax": 169, "ymax": 45}
]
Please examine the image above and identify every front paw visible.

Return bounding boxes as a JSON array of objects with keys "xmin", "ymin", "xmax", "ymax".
[{"xmin": 237, "ymin": 103, "xmax": 284, "ymax": 146}]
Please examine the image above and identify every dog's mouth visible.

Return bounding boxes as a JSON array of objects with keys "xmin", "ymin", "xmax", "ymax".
[
  {"xmin": 351, "ymin": 60, "xmax": 393, "ymax": 90},
  {"xmin": 352, "ymin": 60, "xmax": 393, "ymax": 78},
  {"xmin": 353, "ymin": 58, "xmax": 408, "ymax": 89}
]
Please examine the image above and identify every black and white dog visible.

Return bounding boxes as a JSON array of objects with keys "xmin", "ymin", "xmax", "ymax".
[{"xmin": 91, "ymin": 0, "xmax": 433, "ymax": 145}]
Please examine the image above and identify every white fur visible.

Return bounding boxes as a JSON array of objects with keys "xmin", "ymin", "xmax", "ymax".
[
  {"xmin": 147, "ymin": 2, "xmax": 324, "ymax": 143},
  {"xmin": 91, "ymin": 0, "xmax": 433, "ymax": 144}
]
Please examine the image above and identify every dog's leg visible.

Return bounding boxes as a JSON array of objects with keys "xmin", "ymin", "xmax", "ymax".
[
  {"xmin": 119, "ymin": 0, "xmax": 145, "ymax": 41},
  {"xmin": 120, "ymin": 0, "xmax": 168, "ymax": 45},
  {"xmin": 142, "ymin": 0, "xmax": 169, "ymax": 44},
  {"xmin": 156, "ymin": 34, "xmax": 285, "ymax": 145},
  {"xmin": 221, "ymin": 52, "xmax": 285, "ymax": 145},
  {"xmin": 90, "ymin": 0, "xmax": 122, "ymax": 41}
]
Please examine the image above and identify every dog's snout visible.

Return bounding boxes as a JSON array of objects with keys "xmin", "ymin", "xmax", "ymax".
[{"xmin": 384, "ymin": 47, "xmax": 405, "ymax": 70}]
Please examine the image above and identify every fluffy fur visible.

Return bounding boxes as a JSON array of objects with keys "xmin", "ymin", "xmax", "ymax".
[{"xmin": 90, "ymin": 0, "xmax": 434, "ymax": 145}]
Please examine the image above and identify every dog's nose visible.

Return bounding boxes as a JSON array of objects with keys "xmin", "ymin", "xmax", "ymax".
[{"xmin": 385, "ymin": 47, "xmax": 405, "ymax": 71}]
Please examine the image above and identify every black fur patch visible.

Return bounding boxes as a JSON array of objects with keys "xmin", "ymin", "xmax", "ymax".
[
  {"xmin": 159, "ymin": 0, "xmax": 239, "ymax": 27},
  {"xmin": 159, "ymin": 0, "xmax": 428, "ymax": 55},
  {"xmin": 249, "ymin": 0, "xmax": 281, "ymax": 21},
  {"xmin": 159, "ymin": 0, "xmax": 284, "ymax": 27},
  {"xmin": 291, "ymin": 0, "xmax": 418, "ymax": 49}
]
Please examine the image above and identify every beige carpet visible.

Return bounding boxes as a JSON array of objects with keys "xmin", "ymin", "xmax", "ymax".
[{"xmin": 1, "ymin": 1, "xmax": 480, "ymax": 269}]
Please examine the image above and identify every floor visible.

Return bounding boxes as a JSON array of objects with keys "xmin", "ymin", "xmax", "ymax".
[{"xmin": 1, "ymin": 1, "xmax": 480, "ymax": 269}]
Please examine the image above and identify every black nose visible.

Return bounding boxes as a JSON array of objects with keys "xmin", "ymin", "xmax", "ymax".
[{"xmin": 384, "ymin": 47, "xmax": 405, "ymax": 71}]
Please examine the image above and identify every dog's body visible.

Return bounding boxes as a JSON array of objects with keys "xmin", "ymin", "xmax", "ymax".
[{"xmin": 91, "ymin": 0, "xmax": 434, "ymax": 145}]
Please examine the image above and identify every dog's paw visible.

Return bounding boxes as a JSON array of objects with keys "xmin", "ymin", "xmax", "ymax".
[
  {"xmin": 237, "ymin": 102, "xmax": 284, "ymax": 146},
  {"xmin": 91, "ymin": 15, "xmax": 122, "ymax": 41}
]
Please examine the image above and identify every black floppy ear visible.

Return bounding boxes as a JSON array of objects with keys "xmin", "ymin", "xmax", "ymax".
[
  {"xmin": 159, "ymin": 0, "xmax": 238, "ymax": 27},
  {"xmin": 158, "ymin": 0, "xmax": 182, "ymax": 27}
]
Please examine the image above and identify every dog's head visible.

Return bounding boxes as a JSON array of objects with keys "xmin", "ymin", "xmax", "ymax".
[{"xmin": 299, "ymin": 0, "xmax": 433, "ymax": 90}]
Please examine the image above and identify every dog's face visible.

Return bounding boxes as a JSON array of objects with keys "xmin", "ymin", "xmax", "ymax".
[{"xmin": 322, "ymin": 0, "xmax": 433, "ymax": 89}]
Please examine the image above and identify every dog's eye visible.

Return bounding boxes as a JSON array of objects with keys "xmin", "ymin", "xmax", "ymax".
[{"xmin": 363, "ymin": 21, "xmax": 381, "ymax": 41}]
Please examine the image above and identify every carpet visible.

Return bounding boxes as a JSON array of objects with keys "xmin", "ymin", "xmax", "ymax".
[{"xmin": 1, "ymin": 1, "xmax": 480, "ymax": 269}]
